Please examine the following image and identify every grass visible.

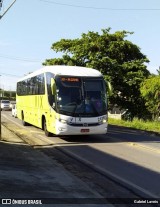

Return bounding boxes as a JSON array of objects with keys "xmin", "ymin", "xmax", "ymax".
[{"xmin": 108, "ymin": 118, "xmax": 160, "ymax": 134}]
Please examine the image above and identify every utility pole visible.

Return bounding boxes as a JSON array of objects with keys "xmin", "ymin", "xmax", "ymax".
[
  {"xmin": 0, "ymin": 0, "xmax": 16, "ymax": 20},
  {"xmin": 0, "ymin": 0, "xmax": 3, "ymax": 9},
  {"xmin": 0, "ymin": 99, "xmax": 2, "ymax": 140},
  {"xmin": 0, "ymin": 100, "xmax": 1, "ymax": 140},
  {"xmin": 0, "ymin": 75, "xmax": 1, "ymax": 139},
  {"xmin": 0, "ymin": 0, "xmax": 17, "ymax": 139}
]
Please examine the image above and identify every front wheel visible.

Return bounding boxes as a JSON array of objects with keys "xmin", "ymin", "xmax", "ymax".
[{"xmin": 43, "ymin": 118, "xmax": 51, "ymax": 137}]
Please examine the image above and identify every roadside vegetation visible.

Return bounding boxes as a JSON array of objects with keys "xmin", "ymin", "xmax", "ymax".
[
  {"xmin": 0, "ymin": 90, "xmax": 16, "ymax": 101},
  {"xmin": 43, "ymin": 27, "xmax": 160, "ymax": 122},
  {"xmin": 109, "ymin": 118, "xmax": 160, "ymax": 134}
]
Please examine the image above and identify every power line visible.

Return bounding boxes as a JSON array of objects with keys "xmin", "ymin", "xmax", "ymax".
[
  {"xmin": 0, "ymin": 54, "xmax": 42, "ymax": 62},
  {"xmin": 0, "ymin": 72, "xmax": 21, "ymax": 77},
  {"xmin": 39, "ymin": 0, "xmax": 160, "ymax": 11}
]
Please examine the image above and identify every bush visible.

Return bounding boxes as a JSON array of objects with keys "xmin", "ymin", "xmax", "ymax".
[{"xmin": 108, "ymin": 117, "xmax": 160, "ymax": 133}]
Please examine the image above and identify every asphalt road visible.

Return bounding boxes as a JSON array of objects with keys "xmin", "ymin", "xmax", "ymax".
[{"xmin": 2, "ymin": 111, "xmax": 160, "ymax": 201}]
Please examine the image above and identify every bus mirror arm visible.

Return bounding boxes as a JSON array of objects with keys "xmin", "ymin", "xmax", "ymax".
[
  {"xmin": 105, "ymin": 80, "xmax": 112, "ymax": 96},
  {"xmin": 51, "ymin": 78, "xmax": 56, "ymax": 95}
]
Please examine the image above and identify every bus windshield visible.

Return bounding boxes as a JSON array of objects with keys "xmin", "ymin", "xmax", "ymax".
[{"xmin": 55, "ymin": 76, "xmax": 107, "ymax": 117}]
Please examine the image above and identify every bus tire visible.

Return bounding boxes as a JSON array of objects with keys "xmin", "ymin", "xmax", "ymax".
[
  {"xmin": 22, "ymin": 111, "xmax": 28, "ymax": 126},
  {"xmin": 43, "ymin": 118, "xmax": 51, "ymax": 137}
]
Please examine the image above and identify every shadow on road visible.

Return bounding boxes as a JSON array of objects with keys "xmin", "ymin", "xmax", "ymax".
[
  {"xmin": 40, "ymin": 143, "xmax": 160, "ymax": 203},
  {"xmin": 59, "ymin": 124, "xmax": 160, "ymax": 144}
]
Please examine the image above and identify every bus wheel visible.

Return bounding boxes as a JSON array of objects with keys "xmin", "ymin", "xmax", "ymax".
[
  {"xmin": 22, "ymin": 112, "xmax": 28, "ymax": 126},
  {"xmin": 43, "ymin": 118, "xmax": 51, "ymax": 137}
]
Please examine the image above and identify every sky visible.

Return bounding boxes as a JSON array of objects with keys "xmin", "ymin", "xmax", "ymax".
[{"xmin": 0, "ymin": 0, "xmax": 160, "ymax": 90}]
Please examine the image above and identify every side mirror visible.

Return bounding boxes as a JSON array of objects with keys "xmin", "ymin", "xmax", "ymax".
[
  {"xmin": 51, "ymin": 78, "xmax": 56, "ymax": 95},
  {"xmin": 105, "ymin": 80, "xmax": 112, "ymax": 96}
]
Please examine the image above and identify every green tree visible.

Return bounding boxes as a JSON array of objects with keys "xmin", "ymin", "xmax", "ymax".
[
  {"xmin": 43, "ymin": 28, "xmax": 150, "ymax": 119},
  {"xmin": 156, "ymin": 67, "xmax": 160, "ymax": 75},
  {"xmin": 141, "ymin": 75, "xmax": 160, "ymax": 120}
]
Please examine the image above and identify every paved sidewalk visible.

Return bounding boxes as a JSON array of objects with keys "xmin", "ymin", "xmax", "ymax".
[{"xmin": 0, "ymin": 125, "xmax": 110, "ymax": 206}]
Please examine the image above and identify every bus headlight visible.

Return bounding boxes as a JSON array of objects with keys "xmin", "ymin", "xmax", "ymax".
[
  {"xmin": 59, "ymin": 118, "xmax": 67, "ymax": 124},
  {"xmin": 103, "ymin": 115, "xmax": 108, "ymax": 123},
  {"xmin": 98, "ymin": 115, "xmax": 107, "ymax": 124},
  {"xmin": 103, "ymin": 119, "xmax": 107, "ymax": 123}
]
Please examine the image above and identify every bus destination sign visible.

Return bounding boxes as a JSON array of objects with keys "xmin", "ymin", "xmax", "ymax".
[{"xmin": 61, "ymin": 77, "xmax": 80, "ymax": 82}]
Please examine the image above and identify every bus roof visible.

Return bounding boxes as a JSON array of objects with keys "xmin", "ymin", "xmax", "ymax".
[{"xmin": 17, "ymin": 66, "xmax": 103, "ymax": 82}]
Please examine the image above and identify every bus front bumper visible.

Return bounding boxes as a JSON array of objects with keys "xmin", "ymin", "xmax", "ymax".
[{"xmin": 55, "ymin": 121, "xmax": 108, "ymax": 135}]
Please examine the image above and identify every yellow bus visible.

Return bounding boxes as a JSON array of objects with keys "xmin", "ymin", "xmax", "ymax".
[{"xmin": 16, "ymin": 66, "xmax": 108, "ymax": 136}]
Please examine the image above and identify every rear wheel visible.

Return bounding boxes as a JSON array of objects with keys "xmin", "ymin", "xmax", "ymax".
[
  {"xmin": 43, "ymin": 118, "xmax": 51, "ymax": 137},
  {"xmin": 22, "ymin": 112, "xmax": 28, "ymax": 126}
]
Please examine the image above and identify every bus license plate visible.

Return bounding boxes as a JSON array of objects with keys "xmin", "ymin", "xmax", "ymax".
[{"xmin": 81, "ymin": 129, "xmax": 90, "ymax": 133}]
